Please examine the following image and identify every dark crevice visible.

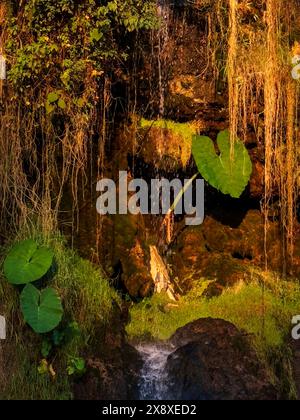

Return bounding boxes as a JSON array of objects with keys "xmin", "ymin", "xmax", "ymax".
[{"xmin": 232, "ymin": 252, "xmax": 253, "ymax": 261}]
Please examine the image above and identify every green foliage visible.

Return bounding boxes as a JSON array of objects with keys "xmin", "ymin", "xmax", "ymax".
[
  {"xmin": 67, "ymin": 356, "xmax": 86, "ymax": 377},
  {"xmin": 0, "ymin": 230, "xmax": 119, "ymax": 400},
  {"xmin": 3, "ymin": 238, "xmax": 63, "ymax": 334},
  {"xmin": 47, "ymin": 92, "xmax": 59, "ymax": 103},
  {"xmin": 20, "ymin": 284, "xmax": 63, "ymax": 334},
  {"xmin": 41, "ymin": 322, "xmax": 81, "ymax": 357},
  {"xmin": 37, "ymin": 359, "xmax": 50, "ymax": 376},
  {"xmin": 46, "ymin": 91, "xmax": 66, "ymax": 114},
  {"xmin": 6, "ymin": 0, "xmax": 158, "ymax": 103},
  {"xmin": 4, "ymin": 239, "xmax": 54, "ymax": 285},
  {"xmin": 41, "ymin": 339, "xmax": 53, "ymax": 359},
  {"xmin": 53, "ymin": 322, "xmax": 81, "ymax": 346},
  {"xmin": 192, "ymin": 130, "xmax": 252, "ymax": 198},
  {"xmin": 90, "ymin": 28, "xmax": 103, "ymax": 42}
]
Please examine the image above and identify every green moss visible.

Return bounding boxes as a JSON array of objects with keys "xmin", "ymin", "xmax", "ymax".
[
  {"xmin": 127, "ymin": 280, "xmax": 300, "ymax": 347},
  {"xmin": 139, "ymin": 118, "xmax": 198, "ymax": 169},
  {"xmin": 140, "ymin": 118, "xmax": 197, "ymax": 144},
  {"xmin": 50, "ymin": 234, "xmax": 119, "ymax": 333},
  {"xmin": 1, "ymin": 346, "xmax": 72, "ymax": 400}
]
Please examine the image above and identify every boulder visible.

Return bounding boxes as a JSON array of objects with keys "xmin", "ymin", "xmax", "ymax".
[{"xmin": 166, "ymin": 318, "xmax": 278, "ymax": 400}]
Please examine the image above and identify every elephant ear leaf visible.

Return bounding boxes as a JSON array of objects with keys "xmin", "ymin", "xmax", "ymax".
[
  {"xmin": 192, "ymin": 129, "xmax": 252, "ymax": 198},
  {"xmin": 20, "ymin": 284, "xmax": 63, "ymax": 334},
  {"xmin": 4, "ymin": 239, "xmax": 54, "ymax": 285}
]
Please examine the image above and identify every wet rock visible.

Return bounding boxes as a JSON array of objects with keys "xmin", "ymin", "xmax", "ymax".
[
  {"xmin": 169, "ymin": 223, "xmax": 247, "ymax": 294},
  {"xmin": 202, "ymin": 211, "xmax": 263, "ymax": 262},
  {"xmin": 291, "ymin": 338, "xmax": 300, "ymax": 400},
  {"xmin": 169, "ymin": 215, "xmax": 254, "ymax": 294},
  {"xmin": 201, "ymin": 210, "xmax": 293, "ymax": 274},
  {"xmin": 167, "ymin": 75, "xmax": 218, "ymax": 119},
  {"xmin": 166, "ymin": 318, "xmax": 278, "ymax": 400},
  {"xmin": 162, "ymin": 10, "xmax": 226, "ymax": 120},
  {"xmin": 123, "ymin": 238, "xmax": 154, "ymax": 298},
  {"xmin": 201, "ymin": 254, "xmax": 249, "ymax": 297}
]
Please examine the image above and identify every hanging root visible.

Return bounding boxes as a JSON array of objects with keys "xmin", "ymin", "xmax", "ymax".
[
  {"xmin": 226, "ymin": 0, "xmax": 299, "ymax": 273},
  {"xmin": 0, "ymin": 1, "xmax": 299, "ymax": 276},
  {"xmin": 0, "ymin": 5, "xmax": 105, "ymax": 239}
]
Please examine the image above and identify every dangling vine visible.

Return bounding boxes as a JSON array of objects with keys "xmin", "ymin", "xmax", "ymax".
[
  {"xmin": 226, "ymin": 0, "xmax": 300, "ymax": 275},
  {"xmin": 0, "ymin": 0, "xmax": 158, "ymax": 238}
]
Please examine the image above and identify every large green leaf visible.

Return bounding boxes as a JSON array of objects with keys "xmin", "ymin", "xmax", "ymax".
[
  {"xmin": 4, "ymin": 239, "xmax": 54, "ymax": 285},
  {"xmin": 192, "ymin": 130, "xmax": 252, "ymax": 198},
  {"xmin": 20, "ymin": 284, "xmax": 63, "ymax": 334}
]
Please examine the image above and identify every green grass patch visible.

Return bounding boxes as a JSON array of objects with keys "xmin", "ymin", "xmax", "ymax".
[{"xmin": 127, "ymin": 279, "xmax": 300, "ymax": 347}]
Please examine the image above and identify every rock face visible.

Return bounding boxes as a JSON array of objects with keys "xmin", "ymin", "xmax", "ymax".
[
  {"xmin": 166, "ymin": 318, "xmax": 278, "ymax": 400},
  {"xmin": 168, "ymin": 209, "xmax": 300, "ymax": 295},
  {"xmin": 73, "ymin": 302, "xmax": 142, "ymax": 400},
  {"xmin": 69, "ymin": 0, "xmax": 300, "ymax": 300},
  {"xmin": 74, "ymin": 343, "xmax": 141, "ymax": 400},
  {"xmin": 137, "ymin": 124, "xmax": 193, "ymax": 171}
]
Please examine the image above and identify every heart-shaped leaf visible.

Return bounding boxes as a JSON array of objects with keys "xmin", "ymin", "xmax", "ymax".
[
  {"xmin": 20, "ymin": 284, "xmax": 63, "ymax": 334},
  {"xmin": 4, "ymin": 240, "xmax": 54, "ymax": 285},
  {"xmin": 192, "ymin": 129, "xmax": 252, "ymax": 198}
]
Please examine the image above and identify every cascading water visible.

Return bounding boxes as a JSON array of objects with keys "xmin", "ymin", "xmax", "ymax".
[{"xmin": 136, "ymin": 343, "xmax": 174, "ymax": 400}]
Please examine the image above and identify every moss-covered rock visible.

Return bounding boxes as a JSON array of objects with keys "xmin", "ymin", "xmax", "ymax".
[{"xmin": 138, "ymin": 118, "xmax": 197, "ymax": 170}]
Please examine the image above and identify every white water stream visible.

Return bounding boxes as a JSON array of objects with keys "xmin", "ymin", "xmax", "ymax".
[{"xmin": 136, "ymin": 343, "xmax": 175, "ymax": 400}]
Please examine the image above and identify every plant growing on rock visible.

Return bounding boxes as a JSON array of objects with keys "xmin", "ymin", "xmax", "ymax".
[{"xmin": 41, "ymin": 322, "xmax": 81, "ymax": 358}]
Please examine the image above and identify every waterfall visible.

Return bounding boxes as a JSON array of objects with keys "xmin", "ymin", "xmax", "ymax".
[{"xmin": 136, "ymin": 343, "xmax": 174, "ymax": 400}]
